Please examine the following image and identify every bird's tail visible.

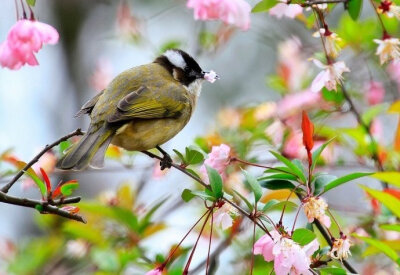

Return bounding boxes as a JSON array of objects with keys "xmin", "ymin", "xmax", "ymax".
[{"xmin": 56, "ymin": 126, "xmax": 114, "ymax": 170}]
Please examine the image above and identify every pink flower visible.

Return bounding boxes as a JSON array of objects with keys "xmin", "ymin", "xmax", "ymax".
[
  {"xmin": 265, "ymin": 120, "xmax": 285, "ymax": 145},
  {"xmin": 152, "ymin": 160, "xmax": 168, "ymax": 179},
  {"xmin": 370, "ymin": 118, "xmax": 383, "ymax": 142},
  {"xmin": 311, "ymin": 59, "xmax": 350, "ymax": 92},
  {"xmin": 213, "ymin": 202, "xmax": 237, "ymax": 229},
  {"xmin": 89, "ymin": 58, "xmax": 113, "ymax": 92},
  {"xmin": 254, "ymin": 231, "xmax": 319, "ymax": 275},
  {"xmin": 187, "ymin": 0, "xmax": 251, "ymax": 31},
  {"xmin": 283, "ymin": 132, "xmax": 307, "ymax": 160},
  {"xmin": 204, "ymin": 70, "xmax": 218, "ymax": 83},
  {"xmin": 365, "ymin": 81, "xmax": 385, "ymax": 105},
  {"xmin": 303, "ymin": 196, "xmax": 331, "ymax": 228},
  {"xmin": 200, "ymin": 144, "xmax": 231, "ymax": 182},
  {"xmin": 269, "ymin": 2, "xmax": 303, "ymax": 19},
  {"xmin": 146, "ymin": 267, "xmax": 163, "ymax": 275},
  {"xmin": 277, "ymin": 90, "xmax": 322, "ymax": 118},
  {"xmin": 373, "ymin": 38, "xmax": 400, "ymax": 65},
  {"xmin": 0, "ymin": 19, "xmax": 59, "ymax": 70},
  {"xmin": 116, "ymin": 0, "xmax": 141, "ymax": 39}
]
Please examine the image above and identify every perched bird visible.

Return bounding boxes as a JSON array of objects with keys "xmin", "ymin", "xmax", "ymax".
[{"xmin": 57, "ymin": 49, "xmax": 218, "ymax": 170}]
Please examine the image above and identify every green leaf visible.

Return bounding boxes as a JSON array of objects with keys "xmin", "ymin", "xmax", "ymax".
[
  {"xmin": 181, "ymin": 189, "xmax": 196, "ymax": 202},
  {"xmin": 323, "ymin": 172, "xmax": 372, "ymax": 193},
  {"xmin": 15, "ymin": 160, "xmax": 47, "ymax": 198},
  {"xmin": 371, "ymin": 172, "xmax": 400, "ymax": 188},
  {"xmin": 190, "ymin": 190, "xmax": 216, "ymax": 201},
  {"xmin": 60, "ymin": 180, "xmax": 79, "ymax": 196},
  {"xmin": 26, "ymin": 0, "xmax": 36, "ymax": 7},
  {"xmin": 62, "ymin": 222, "xmax": 105, "ymax": 245},
  {"xmin": 262, "ymin": 199, "xmax": 279, "ymax": 211},
  {"xmin": 362, "ymin": 104, "xmax": 386, "ymax": 125},
  {"xmin": 185, "ymin": 146, "xmax": 204, "ymax": 165},
  {"xmin": 138, "ymin": 199, "xmax": 167, "ymax": 233},
  {"xmin": 173, "ymin": 149, "xmax": 186, "ymax": 164},
  {"xmin": 380, "ymin": 224, "xmax": 400, "ymax": 232},
  {"xmin": 243, "ymin": 170, "xmax": 263, "ymax": 202},
  {"xmin": 363, "ymin": 240, "xmax": 400, "ymax": 257},
  {"xmin": 269, "ymin": 151, "xmax": 307, "ymax": 183},
  {"xmin": 353, "ymin": 234, "xmax": 400, "ymax": 264},
  {"xmin": 233, "ymin": 189, "xmax": 253, "ymax": 211},
  {"xmin": 91, "ymin": 249, "xmax": 120, "ymax": 272},
  {"xmin": 260, "ymin": 179, "xmax": 295, "ymax": 190},
  {"xmin": 264, "ymin": 166, "xmax": 294, "ymax": 174},
  {"xmin": 258, "ymin": 173, "xmax": 297, "ymax": 181},
  {"xmin": 348, "ymin": 0, "xmax": 363, "ymax": 21},
  {"xmin": 292, "ymin": 228, "xmax": 316, "ymax": 246},
  {"xmin": 319, "ymin": 267, "xmax": 347, "ymax": 275},
  {"xmin": 311, "ymin": 137, "xmax": 336, "ymax": 172},
  {"xmin": 59, "ymin": 140, "xmax": 71, "ymax": 154},
  {"xmin": 263, "ymin": 200, "xmax": 297, "ymax": 212},
  {"xmin": 313, "ymin": 174, "xmax": 337, "ymax": 195},
  {"xmin": 206, "ymin": 166, "xmax": 224, "ymax": 199},
  {"xmin": 321, "ymin": 88, "xmax": 344, "ymax": 104},
  {"xmin": 252, "ymin": 0, "xmax": 277, "ymax": 13},
  {"xmin": 359, "ymin": 185, "xmax": 400, "ymax": 218}
]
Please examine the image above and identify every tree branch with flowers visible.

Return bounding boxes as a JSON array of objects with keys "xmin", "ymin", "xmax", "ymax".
[{"xmin": 1, "ymin": 0, "xmax": 400, "ymax": 274}]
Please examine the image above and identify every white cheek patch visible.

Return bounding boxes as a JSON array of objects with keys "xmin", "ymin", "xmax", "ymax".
[{"xmin": 164, "ymin": 50, "xmax": 186, "ymax": 70}]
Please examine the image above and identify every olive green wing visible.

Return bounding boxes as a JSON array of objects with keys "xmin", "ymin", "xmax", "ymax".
[
  {"xmin": 75, "ymin": 90, "xmax": 105, "ymax": 117},
  {"xmin": 107, "ymin": 85, "xmax": 190, "ymax": 123}
]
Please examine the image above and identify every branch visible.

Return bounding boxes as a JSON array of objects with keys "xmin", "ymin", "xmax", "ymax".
[
  {"xmin": 1, "ymin": 128, "xmax": 84, "ymax": 193},
  {"xmin": 301, "ymin": 0, "xmax": 348, "ymax": 6},
  {"xmin": 141, "ymin": 151, "xmax": 271, "ymax": 237},
  {"xmin": 0, "ymin": 191, "xmax": 85, "ymax": 223}
]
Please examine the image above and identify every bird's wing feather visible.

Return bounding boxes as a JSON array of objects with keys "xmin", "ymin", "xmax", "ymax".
[
  {"xmin": 75, "ymin": 90, "xmax": 105, "ymax": 117},
  {"xmin": 107, "ymin": 85, "xmax": 190, "ymax": 123}
]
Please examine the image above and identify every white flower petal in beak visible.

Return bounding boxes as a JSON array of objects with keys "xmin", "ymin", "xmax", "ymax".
[{"xmin": 204, "ymin": 70, "xmax": 219, "ymax": 83}]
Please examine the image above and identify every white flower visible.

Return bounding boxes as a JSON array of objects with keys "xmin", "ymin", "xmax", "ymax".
[
  {"xmin": 303, "ymin": 197, "xmax": 331, "ymax": 228},
  {"xmin": 374, "ymin": 38, "xmax": 400, "ymax": 65},
  {"xmin": 66, "ymin": 239, "xmax": 89, "ymax": 258},
  {"xmin": 329, "ymin": 237, "xmax": 352, "ymax": 260},
  {"xmin": 204, "ymin": 70, "xmax": 218, "ymax": 83},
  {"xmin": 377, "ymin": 0, "xmax": 400, "ymax": 19},
  {"xmin": 313, "ymin": 28, "xmax": 342, "ymax": 58},
  {"xmin": 269, "ymin": 1, "xmax": 303, "ymax": 19},
  {"xmin": 311, "ymin": 59, "xmax": 350, "ymax": 92},
  {"xmin": 213, "ymin": 203, "xmax": 237, "ymax": 230}
]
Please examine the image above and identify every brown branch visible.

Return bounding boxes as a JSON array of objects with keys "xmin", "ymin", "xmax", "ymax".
[
  {"xmin": 0, "ymin": 191, "xmax": 85, "ymax": 223},
  {"xmin": 1, "ymin": 128, "xmax": 84, "ymax": 193},
  {"xmin": 301, "ymin": 0, "xmax": 348, "ymax": 6},
  {"xmin": 141, "ymin": 151, "xmax": 271, "ymax": 237}
]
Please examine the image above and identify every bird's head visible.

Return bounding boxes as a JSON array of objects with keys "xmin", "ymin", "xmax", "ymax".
[{"xmin": 154, "ymin": 49, "xmax": 218, "ymax": 96}]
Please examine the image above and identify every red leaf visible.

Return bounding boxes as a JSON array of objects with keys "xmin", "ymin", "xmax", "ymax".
[
  {"xmin": 60, "ymin": 205, "xmax": 80, "ymax": 214},
  {"xmin": 301, "ymin": 111, "xmax": 314, "ymax": 163},
  {"xmin": 40, "ymin": 168, "xmax": 51, "ymax": 195},
  {"xmin": 384, "ymin": 188, "xmax": 400, "ymax": 199},
  {"xmin": 52, "ymin": 185, "xmax": 62, "ymax": 199}
]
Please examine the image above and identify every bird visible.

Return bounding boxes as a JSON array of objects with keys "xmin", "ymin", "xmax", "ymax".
[{"xmin": 56, "ymin": 49, "xmax": 218, "ymax": 171}]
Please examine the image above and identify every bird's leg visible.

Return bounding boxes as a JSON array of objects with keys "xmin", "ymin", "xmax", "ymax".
[{"xmin": 156, "ymin": 145, "xmax": 172, "ymax": 170}]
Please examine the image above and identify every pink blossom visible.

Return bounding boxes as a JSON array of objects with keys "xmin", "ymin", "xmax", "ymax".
[
  {"xmin": 204, "ymin": 70, "xmax": 218, "ymax": 83},
  {"xmin": 277, "ymin": 90, "xmax": 322, "ymax": 119},
  {"xmin": 265, "ymin": 120, "xmax": 285, "ymax": 145},
  {"xmin": 303, "ymin": 196, "xmax": 331, "ymax": 228},
  {"xmin": 311, "ymin": 59, "xmax": 350, "ymax": 92},
  {"xmin": 283, "ymin": 132, "xmax": 307, "ymax": 160},
  {"xmin": 90, "ymin": 58, "xmax": 113, "ymax": 92},
  {"xmin": 254, "ymin": 231, "xmax": 319, "ymax": 275},
  {"xmin": 213, "ymin": 202, "xmax": 237, "ymax": 229},
  {"xmin": 373, "ymin": 38, "xmax": 400, "ymax": 65},
  {"xmin": 200, "ymin": 144, "xmax": 231, "ymax": 182},
  {"xmin": 0, "ymin": 19, "xmax": 59, "ymax": 70},
  {"xmin": 365, "ymin": 81, "xmax": 385, "ymax": 105},
  {"xmin": 146, "ymin": 268, "xmax": 163, "ymax": 275},
  {"xmin": 269, "ymin": 2, "xmax": 303, "ymax": 19},
  {"xmin": 187, "ymin": 0, "xmax": 251, "ymax": 31},
  {"xmin": 370, "ymin": 118, "xmax": 383, "ymax": 142},
  {"xmin": 152, "ymin": 160, "xmax": 168, "ymax": 179}
]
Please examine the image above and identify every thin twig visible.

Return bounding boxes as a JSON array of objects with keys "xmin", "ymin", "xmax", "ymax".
[
  {"xmin": 2, "ymin": 128, "xmax": 84, "ymax": 193},
  {"xmin": 0, "ymin": 191, "xmax": 85, "ymax": 223}
]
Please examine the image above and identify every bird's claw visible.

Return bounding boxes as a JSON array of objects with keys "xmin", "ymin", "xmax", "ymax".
[{"xmin": 160, "ymin": 154, "xmax": 172, "ymax": 170}]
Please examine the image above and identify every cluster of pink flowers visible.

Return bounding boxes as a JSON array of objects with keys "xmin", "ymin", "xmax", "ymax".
[
  {"xmin": 0, "ymin": 19, "xmax": 59, "ymax": 70},
  {"xmin": 200, "ymin": 143, "xmax": 231, "ymax": 182},
  {"xmin": 254, "ymin": 230, "xmax": 319, "ymax": 275},
  {"xmin": 187, "ymin": 0, "xmax": 251, "ymax": 30}
]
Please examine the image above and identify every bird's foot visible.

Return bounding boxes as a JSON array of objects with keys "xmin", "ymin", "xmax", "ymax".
[{"xmin": 157, "ymin": 145, "xmax": 172, "ymax": 170}]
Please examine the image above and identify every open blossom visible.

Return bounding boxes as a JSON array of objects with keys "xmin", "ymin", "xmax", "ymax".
[
  {"xmin": 313, "ymin": 28, "xmax": 342, "ymax": 58},
  {"xmin": 213, "ymin": 202, "xmax": 237, "ymax": 229},
  {"xmin": 187, "ymin": 0, "xmax": 251, "ymax": 30},
  {"xmin": 311, "ymin": 59, "xmax": 350, "ymax": 92},
  {"xmin": 365, "ymin": 81, "xmax": 385, "ymax": 105},
  {"xmin": 146, "ymin": 267, "xmax": 163, "ymax": 275},
  {"xmin": 303, "ymin": 196, "xmax": 331, "ymax": 228},
  {"xmin": 254, "ymin": 230, "xmax": 319, "ymax": 275},
  {"xmin": 277, "ymin": 90, "xmax": 322, "ymax": 118},
  {"xmin": 200, "ymin": 144, "xmax": 230, "ymax": 182},
  {"xmin": 374, "ymin": 38, "xmax": 400, "ymax": 64},
  {"xmin": 377, "ymin": 0, "xmax": 400, "ymax": 19},
  {"xmin": 0, "ymin": 19, "xmax": 59, "ymax": 70},
  {"xmin": 329, "ymin": 236, "xmax": 352, "ymax": 260},
  {"xmin": 269, "ymin": 2, "xmax": 303, "ymax": 19}
]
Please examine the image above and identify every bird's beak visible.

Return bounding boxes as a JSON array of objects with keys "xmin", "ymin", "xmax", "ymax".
[{"xmin": 202, "ymin": 70, "xmax": 219, "ymax": 83}]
